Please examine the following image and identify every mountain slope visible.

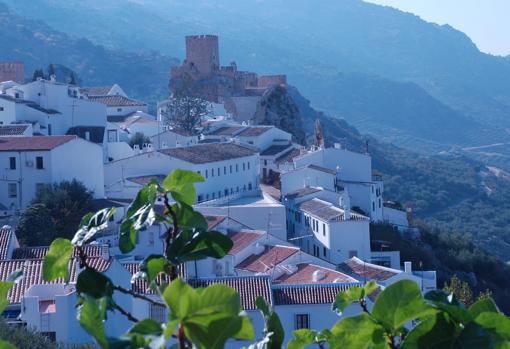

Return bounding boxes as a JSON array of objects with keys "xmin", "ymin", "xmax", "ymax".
[{"xmin": 0, "ymin": 3, "xmax": 178, "ymax": 107}]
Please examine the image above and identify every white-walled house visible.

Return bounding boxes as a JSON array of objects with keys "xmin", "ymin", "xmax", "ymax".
[
  {"xmin": 150, "ymin": 128, "xmax": 199, "ymax": 149},
  {"xmin": 0, "ymin": 136, "xmax": 104, "ymax": 209},
  {"xmin": 205, "ymin": 125, "xmax": 292, "ymax": 151},
  {"xmin": 0, "ymin": 124, "xmax": 33, "ymax": 137},
  {"xmin": 104, "ymin": 142, "xmax": 259, "ymax": 201},
  {"xmin": 78, "ymin": 84, "xmax": 128, "ymax": 99}
]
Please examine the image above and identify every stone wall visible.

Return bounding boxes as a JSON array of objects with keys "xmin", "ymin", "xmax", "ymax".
[{"xmin": 0, "ymin": 61, "xmax": 24, "ymax": 84}]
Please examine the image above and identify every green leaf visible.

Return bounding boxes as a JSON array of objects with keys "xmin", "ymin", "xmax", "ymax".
[
  {"xmin": 332, "ymin": 285, "xmax": 364, "ymax": 314},
  {"xmin": 128, "ymin": 319, "xmax": 163, "ymax": 336},
  {"xmin": 0, "ymin": 270, "xmax": 22, "ymax": 313},
  {"xmin": 425, "ymin": 290, "xmax": 470, "ymax": 323},
  {"xmin": 140, "ymin": 255, "xmax": 170, "ymax": 284},
  {"xmin": 468, "ymin": 298, "xmax": 499, "ymax": 319},
  {"xmin": 256, "ymin": 297, "xmax": 284, "ymax": 349},
  {"xmin": 372, "ymin": 280, "xmax": 437, "ymax": 331},
  {"xmin": 474, "ymin": 312, "xmax": 510, "ymax": 346},
  {"xmin": 166, "ymin": 230, "xmax": 233, "ymax": 264},
  {"xmin": 235, "ymin": 315, "xmax": 255, "ymax": 341},
  {"xmin": 330, "ymin": 313, "xmax": 388, "ymax": 349},
  {"xmin": 43, "ymin": 238, "xmax": 73, "ymax": 282},
  {"xmin": 78, "ymin": 296, "xmax": 108, "ymax": 348},
  {"xmin": 174, "ymin": 203, "xmax": 208, "ymax": 230},
  {"xmin": 363, "ymin": 280, "xmax": 380, "ymax": 296},
  {"xmin": 402, "ymin": 312, "xmax": 458, "ymax": 349},
  {"xmin": 119, "ymin": 183, "xmax": 158, "ymax": 253},
  {"xmin": 0, "ymin": 340, "xmax": 16, "ymax": 349},
  {"xmin": 287, "ymin": 329, "xmax": 316, "ymax": 349},
  {"xmin": 163, "ymin": 278, "xmax": 198, "ymax": 319},
  {"xmin": 73, "ymin": 208, "xmax": 116, "ymax": 246},
  {"xmin": 76, "ymin": 268, "xmax": 114, "ymax": 299},
  {"xmin": 163, "ymin": 169, "xmax": 204, "ymax": 205}
]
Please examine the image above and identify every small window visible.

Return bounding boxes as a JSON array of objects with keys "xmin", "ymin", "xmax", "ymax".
[
  {"xmin": 9, "ymin": 157, "xmax": 16, "ymax": 170},
  {"xmin": 243, "ymin": 163, "xmax": 246, "ymax": 171},
  {"xmin": 349, "ymin": 250, "xmax": 358, "ymax": 258},
  {"xmin": 224, "ymin": 166, "xmax": 227, "ymax": 175},
  {"xmin": 229, "ymin": 165, "xmax": 232, "ymax": 173},
  {"xmin": 48, "ymin": 124, "xmax": 52, "ymax": 135},
  {"xmin": 117, "ymin": 108, "xmax": 122, "ymax": 112},
  {"xmin": 36, "ymin": 156, "xmax": 44, "ymax": 169},
  {"xmin": 211, "ymin": 168, "xmax": 215, "ymax": 177},
  {"xmin": 218, "ymin": 167, "xmax": 221, "ymax": 176},
  {"xmin": 107, "ymin": 130, "xmax": 117, "ymax": 143},
  {"xmin": 247, "ymin": 162, "xmax": 250, "ymax": 170},
  {"xmin": 248, "ymin": 182, "xmax": 252, "ymax": 190},
  {"xmin": 224, "ymin": 189, "xmax": 229, "ymax": 197},
  {"xmin": 205, "ymin": 169, "xmax": 208, "ymax": 178},
  {"xmin": 8, "ymin": 183, "xmax": 17, "ymax": 198},
  {"xmin": 212, "ymin": 192, "xmax": 215, "ymax": 199},
  {"xmin": 323, "ymin": 247, "xmax": 327, "ymax": 257},
  {"xmin": 264, "ymin": 160, "xmax": 267, "ymax": 166},
  {"xmin": 236, "ymin": 164, "xmax": 239, "ymax": 172},
  {"xmin": 323, "ymin": 223, "xmax": 326, "ymax": 236},
  {"xmin": 198, "ymin": 195, "xmax": 203, "ymax": 202},
  {"xmin": 0, "ymin": 107, "xmax": 4, "ymax": 111},
  {"xmin": 372, "ymin": 202, "xmax": 375, "ymax": 211}
]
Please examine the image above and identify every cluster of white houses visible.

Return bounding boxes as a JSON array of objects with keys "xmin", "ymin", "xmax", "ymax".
[{"xmin": 0, "ymin": 61, "xmax": 434, "ymax": 345}]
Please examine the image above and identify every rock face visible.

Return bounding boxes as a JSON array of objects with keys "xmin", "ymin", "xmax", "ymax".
[{"xmin": 253, "ymin": 85, "xmax": 306, "ymax": 144}]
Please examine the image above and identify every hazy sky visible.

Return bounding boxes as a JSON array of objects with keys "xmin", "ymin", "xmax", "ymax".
[{"xmin": 364, "ymin": 0, "xmax": 510, "ymax": 56}]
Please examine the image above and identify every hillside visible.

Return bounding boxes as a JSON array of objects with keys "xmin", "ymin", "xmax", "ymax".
[
  {"xmin": 0, "ymin": 3, "xmax": 178, "ymax": 107},
  {"xmin": 4, "ymin": 0, "xmax": 510, "ymax": 160}
]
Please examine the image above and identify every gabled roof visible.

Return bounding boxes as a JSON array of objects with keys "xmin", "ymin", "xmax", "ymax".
[
  {"xmin": 275, "ymin": 148, "xmax": 300, "ymax": 164},
  {"xmin": 11, "ymin": 244, "xmax": 110, "ymax": 260},
  {"xmin": 307, "ymin": 164, "xmax": 336, "ymax": 175},
  {"xmin": 0, "ymin": 258, "xmax": 112, "ymax": 303},
  {"xmin": 0, "ymin": 228, "xmax": 15, "ymax": 260},
  {"xmin": 119, "ymin": 114, "xmax": 157, "ymax": 129},
  {"xmin": 284, "ymin": 187, "xmax": 322, "ymax": 200},
  {"xmin": 208, "ymin": 126, "xmax": 244, "ymax": 136},
  {"xmin": 188, "ymin": 276, "xmax": 272, "ymax": 310},
  {"xmin": 272, "ymin": 284, "xmax": 353, "ymax": 305},
  {"xmin": 338, "ymin": 257, "xmax": 401, "ymax": 282},
  {"xmin": 274, "ymin": 264, "xmax": 358, "ymax": 284},
  {"xmin": 0, "ymin": 125, "xmax": 30, "ymax": 137},
  {"xmin": 79, "ymin": 86, "xmax": 113, "ymax": 96},
  {"xmin": 236, "ymin": 245, "xmax": 299, "ymax": 273},
  {"xmin": 260, "ymin": 144, "xmax": 293, "ymax": 156},
  {"xmin": 159, "ymin": 143, "xmax": 257, "ymax": 164},
  {"xmin": 299, "ymin": 198, "xmax": 369, "ymax": 222},
  {"xmin": 88, "ymin": 95, "xmax": 146, "ymax": 107},
  {"xmin": 0, "ymin": 135, "xmax": 76, "ymax": 151},
  {"xmin": 236, "ymin": 126, "xmax": 273, "ymax": 137},
  {"xmin": 227, "ymin": 231, "xmax": 263, "ymax": 255},
  {"xmin": 126, "ymin": 175, "xmax": 166, "ymax": 186}
]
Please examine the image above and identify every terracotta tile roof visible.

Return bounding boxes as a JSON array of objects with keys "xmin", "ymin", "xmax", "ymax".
[
  {"xmin": 11, "ymin": 244, "xmax": 109, "ymax": 260},
  {"xmin": 284, "ymin": 187, "xmax": 322, "ymax": 200},
  {"xmin": 0, "ymin": 125, "xmax": 29, "ymax": 137},
  {"xmin": 159, "ymin": 143, "xmax": 257, "ymax": 164},
  {"xmin": 0, "ymin": 228, "xmax": 14, "ymax": 260},
  {"xmin": 188, "ymin": 276, "xmax": 272, "ymax": 310},
  {"xmin": 0, "ymin": 136, "xmax": 76, "ymax": 151},
  {"xmin": 260, "ymin": 144, "xmax": 293, "ymax": 156},
  {"xmin": 88, "ymin": 95, "xmax": 147, "ymax": 107},
  {"xmin": 274, "ymin": 264, "xmax": 358, "ymax": 284},
  {"xmin": 208, "ymin": 126, "xmax": 244, "ymax": 136},
  {"xmin": 122, "ymin": 262, "xmax": 172, "ymax": 295},
  {"xmin": 120, "ymin": 115, "xmax": 157, "ymax": 128},
  {"xmin": 206, "ymin": 215, "xmax": 227, "ymax": 230},
  {"xmin": 338, "ymin": 257, "xmax": 401, "ymax": 282},
  {"xmin": 236, "ymin": 245, "xmax": 299, "ymax": 273},
  {"xmin": 237, "ymin": 126, "xmax": 273, "ymax": 137},
  {"xmin": 299, "ymin": 198, "xmax": 369, "ymax": 222},
  {"xmin": 0, "ymin": 258, "xmax": 112, "ymax": 304},
  {"xmin": 272, "ymin": 284, "xmax": 354, "ymax": 305},
  {"xmin": 79, "ymin": 86, "xmax": 113, "ymax": 96},
  {"xmin": 126, "ymin": 175, "xmax": 166, "ymax": 186},
  {"xmin": 227, "ymin": 231, "xmax": 263, "ymax": 255}
]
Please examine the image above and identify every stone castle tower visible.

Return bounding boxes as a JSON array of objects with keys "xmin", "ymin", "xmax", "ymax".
[
  {"xmin": 184, "ymin": 35, "xmax": 220, "ymax": 76},
  {"xmin": 0, "ymin": 61, "xmax": 24, "ymax": 84}
]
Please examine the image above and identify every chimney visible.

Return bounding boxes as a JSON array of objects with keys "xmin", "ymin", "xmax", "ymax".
[
  {"xmin": 340, "ymin": 190, "xmax": 351, "ymax": 220},
  {"xmin": 404, "ymin": 261, "xmax": 412, "ymax": 273}
]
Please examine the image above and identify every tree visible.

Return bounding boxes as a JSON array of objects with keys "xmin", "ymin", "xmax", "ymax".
[
  {"xmin": 69, "ymin": 72, "xmax": 77, "ymax": 86},
  {"xmin": 162, "ymin": 74, "xmax": 210, "ymax": 134},
  {"xmin": 128, "ymin": 132, "xmax": 151, "ymax": 149},
  {"xmin": 32, "ymin": 68, "xmax": 44, "ymax": 81},
  {"xmin": 18, "ymin": 180, "xmax": 94, "ymax": 245},
  {"xmin": 47, "ymin": 63, "xmax": 56, "ymax": 78},
  {"xmin": 16, "ymin": 203, "xmax": 55, "ymax": 246},
  {"xmin": 443, "ymin": 275, "xmax": 474, "ymax": 305}
]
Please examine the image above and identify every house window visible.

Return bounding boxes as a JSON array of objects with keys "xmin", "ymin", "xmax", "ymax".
[
  {"xmin": 264, "ymin": 160, "xmax": 267, "ymax": 166},
  {"xmin": 323, "ymin": 247, "xmax": 327, "ymax": 257},
  {"xmin": 36, "ymin": 156, "xmax": 44, "ymax": 169},
  {"xmin": 236, "ymin": 164, "xmax": 239, "ymax": 172},
  {"xmin": 205, "ymin": 169, "xmax": 208, "ymax": 178},
  {"xmin": 247, "ymin": 162, "xmax": 250, "ymax": 170},
  {"xmin": 0, "ymin": 107, "xmax": 4, "ymax": 111},
  {"xmin": 248, "ymin": 182, "xmax": 252, "ymax": 190},
  {"xmin": 224, "ymin": 189, "xmax": 229, "ymax": 197},
  {"xmin": 323, "ymin": 223, "xmax": 326, "ymax": 236},
  {"xmin": 229, "ymin": 165, "xmax": 232, "ymax": 173},
  {"xmin": 48, "ymin": 124, "xmax": 52, "ymax": 135},
  {"xmin": 224, "ymin": 166, "xmax": 227, "ymax": 175},
  {"xmin": 243, "ymin": 163, "xmax": 246, "ymax": 171},
  {"xmin": 117, "ymin": 108, "xmax": 122, "ymax": 112},
  {"xmin": 198, "ymin": 195, "xmax": 203, "ymax": 202},
  {"xmin": 372, "ymin": 202, "xmax": 375, "ymax": 211},
  {"xmin": 349, "ymin": 250, "xmax": 358, "ymax": 258},
  {"xmin": 9, "ymin": 157, "xmax": 16, "ymax": 170},
  {"xmin": 150, "ymin": 303, "xmax": 166, "ymax": 323},
  {"xmin": 107, "ymin": 130, "xmax": 117, "ymax": 142},
  {"xmin": 8, "ymin": 183, "xmax": 17, "ymax": 198},
  {"xmin": 211, "ymin": 168, "xmax": 215, "ymax": 177},
  {"xmin": 212, "ymin": 192, "xmax": 215, "ymax": 199},
  {"xmin": 218, "ymin": 167, "xmax": 221, "ymax": 176}
]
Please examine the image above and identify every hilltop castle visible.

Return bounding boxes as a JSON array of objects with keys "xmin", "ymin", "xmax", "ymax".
[{"xmin": 170, "ymin": 35, "xmax": 287, "ymax": 121}]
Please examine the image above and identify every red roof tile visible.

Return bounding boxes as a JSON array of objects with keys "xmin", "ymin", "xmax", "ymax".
[
  {"xmin": 0, "ymin": 228, "xmax": 14, "ymax": 260},
  {"xmin": 272, "ymin": 284, "xmax": 353, "ymax": 305},
  {"xmin": 275, "ymin": 264, "xmax": 358, "ymax": 285},
  {"xmin": 122, "ymin": 262, "xmax": 173, "ymax": 295},
  {"xmin": 206, "ymin": 215, "xmax": 227, "ymax": 230},
  {"xmin": 227, "ymin": 231, "xmax": 262, "ymax": 255},
  {"xmin": 88, "ymin": 95, "xmax": 146, "ymax": 107},
  {"xmin": 236, "ymin": 245, "xmax": 299, "ymax": 273},
  {"xmin": 188, "ymin": 276, "xmax": 272, "ymax": 310},
  {"xmin": 338, "ymin": 257, "xmax": 400, "ymax": 282},
  {"xmin": 0, "ymin": 136, "xmax": 76, "ymax": 151},
  {"xmin": 11, "ymin": 244, "xmax": 109, "ymax": 260},
  {"xmin": 0, "ymin": 258, "xmax": 112, "ymax": 304}
]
